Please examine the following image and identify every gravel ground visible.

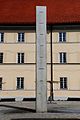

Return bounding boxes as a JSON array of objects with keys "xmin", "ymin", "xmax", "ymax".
[{"xmin": 0, "ymin": 101, "xmax": 80, "ymax": 120}]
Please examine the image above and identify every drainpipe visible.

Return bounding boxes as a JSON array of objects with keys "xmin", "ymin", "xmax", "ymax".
[{"xmin": 50, "ymin": 25, "xmax": 53, "ymax": 100}]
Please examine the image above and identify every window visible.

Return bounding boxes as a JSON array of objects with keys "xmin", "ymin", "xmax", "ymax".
[
  {"xmin": 0, "ymin": 53, "xmax": 3, "ymax": 63},
  {"xmin": 59, "ymin": 32, "xmax": 66, "ymax": 42},
  {"xmin": 0, "ymin": 78, "xmax": 2, "ymax": 90},
  {"xmin": 17, "ymin": 77, "xmax": 24, "ymax": 89},
  {"xmin": 0, "ymin": 33, "xmax": 4, "ymax": 43},
  {"xmin": 17, "ymin": 32, "xmax": 24, "ymax": 42},
  {"xmin": 60, "ymin": 77, "xmax": 67, "ymax": 89},
  {"xmin": 17, "ymin": 53, "xmax": 24, "ymax": 63},
  {"xmin": 59, "ymin": 52, "xmax": 66, "ymax": 63}
]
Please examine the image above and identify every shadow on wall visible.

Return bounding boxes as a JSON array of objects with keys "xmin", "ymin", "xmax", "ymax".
[
  {"xmin": 0, "ymin": 98, "xmax": 36, "ymax": 102},
  {"xmin": 67, "ymin": 97, "xmax": 80, "ymax": 101}
]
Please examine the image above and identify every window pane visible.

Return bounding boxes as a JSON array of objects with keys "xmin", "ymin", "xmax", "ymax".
[
  {"xmin": 63, "ymin": 32, "xmax": 66, "ymax": 41},
  {"xmin": 64, "ymin": 81, "xmax": 67, "ymax": 88},
  {"xmin": 64, "ymin": 78, "xmax": 67, "ymax": 88},
  {"xmin": 18, "ymin": 33, "xmax": 24, "ymax": 42},
  {"xmin": 60, "ymin": 77, "xmax": 67, "ymax": 89},
  {"xmin": 18, "ymin": 33, "xmax": 20, "ymax": 42},
  {"xmin": 59, "ymin": 32, "xmax": 62, "ymax": 41},
  {"xmin": 22, "ymin": 33, "xmax": 24, "ymax": 42},
  {"xmin": 21, "ymin": 77, "xmax": 24, "ymax": 89},
  {"xmin": 0, "ymin": 78, "xmax": 2, "ymax": 90},
  {"xmin": 0, "ymin": 33, "xmax": 4, "ymax": 42},
  {"xmin": 63, "ymin": 53, "xmax": 66, "ymax": 63},
  {"xmin": 17, "ymin": 78, "xmax": 20, "ymax": 89},
  {"xmin": 59, "ymin": 32, "xmax": 66, "ymax": 42},
  {"xmin": 0, "ymin": 53, "xmax": 3, "ymax": 63},
  {"xmin": 17, "ymin": 77, "xmax": 24, "ymax": 89},
  {"xmin": 17, "ymin": 53, "xmax": 24, "ymax": 63},
  {"xmin": 17, "ymin": 53, "xmax": 20, "ymax": 63},
  {"xmin": 60, "ymin": 78, "xmax": 63, "ymax": 89},
  {"xmin": 60, "ymin": 53, "xmax": 62, "ymax": 63},
  {"xmin": 60, "ymin": 53, "xmax": 66, "ymax": 63},
  {"xmin": 21, "ymin": 53, "xmax": 24, "ymax": 63}
]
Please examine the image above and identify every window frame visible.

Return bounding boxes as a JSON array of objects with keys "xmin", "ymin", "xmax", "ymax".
[
  {"xmin": 17, "ymin": 32, "xmax": 25, "ymax": 42},
  {"xmin": 16, "ymin": 77, "xmax": 24, "ymax": 89},
  {"xmin": 17, "ymin": 53, "xmax": 24, "ymax": 63},
  {"xmin": 0, "ymin": 33, "xmax": 4, "ymax": 43},
  {"xmin": 0, "ymin": 53, "xmax": 3, "ymax": 63},
  {"xmin": 60, "ymin": 77, "xmax": 67, "ymax": 89},
  {"xmin": 59, "ymin": 52, "xmax": 67, "ymax": 63},
  {"xmin": 0, "ymin": 77, "xmax": 2, "ymax": 90},
  {"xmin": 59, "ymin": 32, "xmax": 66, "ymax": 42}
]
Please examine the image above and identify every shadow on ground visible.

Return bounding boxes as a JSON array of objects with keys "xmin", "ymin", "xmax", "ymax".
[{"xmin": 0, "ymin": 104, "xmax": 36, "ymax": 113}]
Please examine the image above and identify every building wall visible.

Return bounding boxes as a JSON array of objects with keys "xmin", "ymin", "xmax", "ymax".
[
  {"xmin": 0, "ymin": 31, "xmax": 51, "ymax": 101},
  {"xmin": 53, "ymin": 32, "xmax": 80, "ymax": 100},
  {"xmin": 0, "ymin": 30, "xmax": 80, "ymax": 100}
]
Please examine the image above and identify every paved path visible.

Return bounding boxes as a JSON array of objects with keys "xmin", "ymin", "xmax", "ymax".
[{"xmin": 0, "ymin": 101, "xmax": 80, "ymax": 120}]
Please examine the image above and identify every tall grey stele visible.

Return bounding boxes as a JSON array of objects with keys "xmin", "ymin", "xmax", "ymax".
[{"xmin": 36, "ymin": 6, "xmax": 47, "ymax": 112}]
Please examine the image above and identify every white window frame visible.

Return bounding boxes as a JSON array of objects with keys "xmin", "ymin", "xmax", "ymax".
[
  {"xmin": 0, "ymin": 33, "xmax": 4, "ymax": 43},
  {"xmin": 16, "ymin": 77, "xmax": 24, "ymax": 89},
  {"xmin": 60, "ymin": 77, "xmax": 67, "ymax": 89},
  {"xmin": 17, "ymin": 32, "xmax": 24, "ymax": 42},
  {"xmin": 59, "ymin": 52, "xmax": 67, "ymax": 63},
  {"xmin": 17, "ymin": 53, "xmax": 24, "ymax": 63},
  {"xmin": 59, "ymin": 32, "xmax": 66, "ymax": 42}
]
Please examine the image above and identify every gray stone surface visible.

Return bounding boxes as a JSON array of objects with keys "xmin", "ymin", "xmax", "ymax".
[
  {"xmin": 0, "ymin": 101, "xmax": 80, "ymax": 119},
  {"xmin": 36, "ymin": 6, "xmax": 47, "ymax": 112}
]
